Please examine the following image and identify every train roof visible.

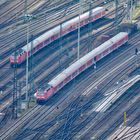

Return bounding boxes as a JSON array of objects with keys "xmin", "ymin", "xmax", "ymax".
[
  {"xmin": 39, "ymin": 83, "xmax": 51, "ymax": 91},
  {"xmin": 49, "ymin": 32, "xmax": 128, "ymax": 87},
  {"xmin": 62, "ymin": 7, "xmax": 104, "ymax": 29},
  {"xmin": 63, "ymin": 61, "xmax": 83, "ymax": 75},
  {"xmin": 110, "ymin": 32, "xmax": 128, "ymax": 43},
  {"xmin": 91, "ymin": 7, "xmax": 105, "ymax": 15},
  {"xmin": 48, "ymin": 72, "xmax": 67, "ymax": 87},
  {"xmin": 62, "ymin": 16, "xmax": 79, "ymax": 29},
  {"xmin": 49, "ymin": 40, "xmax": 112, "ymax": 87},
  {"xmin": 22, "ymin": 25, "xmax": 60, "ymax": 52},
  {"xmin": 22, "ymin": 39, "xmax": 40, "ymax": 52},
  {"xmin": 22, "ymin": 6, "xmax": 105, "ymax": 52}
]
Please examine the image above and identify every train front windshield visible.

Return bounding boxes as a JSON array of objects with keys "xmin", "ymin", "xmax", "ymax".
[
  {"xmin": 12, "ymin": 49, "xmax": 24, "ymax": 57},
  {"xmin": 37, "ymin": 88, "xmax": 44, "ymax": 96}
]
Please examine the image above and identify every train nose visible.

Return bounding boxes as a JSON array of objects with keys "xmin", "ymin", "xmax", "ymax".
[
  {"xmin": 9, "ymin": 56, "xmax": 15, "ymax": 63},
  {"xmin": 10, "ymin": 56, "xmax": 19, "ymax": 64}
]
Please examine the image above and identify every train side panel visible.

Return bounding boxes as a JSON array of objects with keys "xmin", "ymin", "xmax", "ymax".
[{"xmin": 35, "ymin": 32, "xmax": 128, "ymax": 101}]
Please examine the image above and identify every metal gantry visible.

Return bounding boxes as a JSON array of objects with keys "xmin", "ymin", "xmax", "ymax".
[
  {"xmin": 77, "ymin": 0, "xmax": 83, "ymax": 60},
  {"xmin": 59, "ymin": 9, "xmax": 69, "ymax": 70},
  {"xmin": 88, "ymin": 0, "xmax": 93, "ymax": 52},
  {"xmin": 25, "ymin": 16, "xmax": 36, "ymax": 107},
  {"xmin": 13, "ymin": 50, "xmax": 18, "ymax": 119},
  {"xmin": 12, "ymin": 14, "xmax": 19, "ymax": 119},
  {"xmin": 115, "ymin": 0, "xmax": 119, "ymax": 27},
  {"xmin": 24, "ymin": 0, "xmax": 35, "ymax": 105},
  {"xmin": 126, "ymin": 0, "xmax": 134, "ymax": 23},
  {"xmin": 59, "ymin": 22, "xmax": 63, "ymax": 70},
  {"xmin": 25, "ymin": 20, "xmax": 29, "ymax": 102},
  {"xmin": 30, "ymin": 34, "xmax": 35, "ymax": 102}
]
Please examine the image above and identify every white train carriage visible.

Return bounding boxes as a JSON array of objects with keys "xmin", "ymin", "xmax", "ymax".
[
  {"xmin": 35, "ymin": 32, "xmax": 128, "ymax": 102},
  {"xmin": 10, "ymin": 7, "xmax": 106, "ymax": 65}
]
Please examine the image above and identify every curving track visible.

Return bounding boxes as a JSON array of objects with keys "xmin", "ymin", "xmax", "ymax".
[
  {"xmin": 0, "ymin": 5, "xmax": 133, "ymax": 135},
  {"xmin": 1, "ymin": 28, "xmax": 140, "ymax": 139},
  {"xmin": 1, "ymin": 6, "xmax": 126, "ymax": 116},
  {"xmin": 0, "ymin": 0, "xmax": 139, "ymax": 138},
  {"xmin": 0, "ymin": 0, "xmax": 114, "ymax": 65},
  {"xmin": 0, "ymin": 3, "xmax": 123, "ymax": 113}
]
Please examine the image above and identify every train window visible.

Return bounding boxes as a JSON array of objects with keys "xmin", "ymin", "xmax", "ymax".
[
  {"xmin": 121, "ymin": 39, "xmax": 125, "ymax": 44},
  {"xmin": 73, "ymin": 23, "xmax": 77, "ymax": 28},
  {"xmin": 110, "ymin": 45, "xmax": 114, "ymax": 51},
  {"xmin": 44, "ymin": 39, "xmax": 50, "ymax": 45},
  {"xmin": 91, "ymin": 16, "xmax": 95, "ymax": 21},
  {"xmin": 65, "ymin": 76, "xmax": 71, "ymax": 83},
  {"xmin": 72, "ymin": 71, "xmax": 77, "ymax": 78},
  {"xmin": 85, "ymin": 18, "xmax": 89, "ymax": 23},
  {"xmin": 94, "ymin": 57, "xmax": 96, "ymax": 62},
  {"xmin": 28, "ymin": 51, "xmax": 31, "ymax": 56},
  {"xmin": 117, "ymin": 40, "xmax": 122, "ymax": 46},
  {"xmin": 68, "ymin": 26, "xmax": 72, "ymax": 31},
  {"xmin": 87, "ymin": 60, "xmax": 92, "ymax": 66},
  {"xmin": 124, "ymin": 37, "xmax": 127, "ymax": 42},
  {"xmin": 53, "ymin": 87, "xmax": 57, "ymax": 92},
  {"xmin": 58, "ymin": 82, "xmax": 63, "ymax": 89},
  {"xmin": 52, "ymin": 35, "xmax": 55, "ymax": 40},
  {"xmin": 40, "ymin": 43, "xmax": 43, "ymax": 48},
  {"xmin": 70, "ymin": 25, "xmax": 74, "ymax": 28},
  {"xmin": 102, "ymin": 11, "xmax": 105, "ymax": 15},
  {"xmin": 96, "ymin": 54, "xmax": 102, "ymax": 61},
  {"xmin": 90, "ymin": 16, "xmax": 93, "ymax": 21},
  {"xmin": 98, "ymin": 13, "xmax": 101, "ymax": 17},
  {"xmin": 79, "ymin": 64, "xmax": 86, "ymax": 72},
  {"xmin": 33, "ymin": 48, "xmax": 36, "ymax": 53},
  {"xmin": 113, "ymin": 44, "xmax": 117, "ymax": 49},
  {"xmin": 51, "ymin": 36, "xmax": 54, "ymax": 40},
  {"xmin": 80, "ymin": 21, "xmax": 83, "ymax": 26},
  {"xmin": 92, "ymin": 57, "xmax": 95, "ymax": 63},
  {"xmin": 103, "ymin": 49, "xmax": 108, "ymax": 56},
  {"xmin": 37, "ymin": 44, "xmax": 41, "ymax": 49},
  {"xmin": 95, "ymin": 13, "xmax": 100, "ymax": 19},
  {"xmin": 97, "ymin": 13, "xmax": 101, "ymax": 18},
  {"xmin": 63, "ymin": 29, "xmax": 67, "ymax": 35},
  {"xmin": 69, "ymin": 26, "xmax": 73, "ymax": 31}
]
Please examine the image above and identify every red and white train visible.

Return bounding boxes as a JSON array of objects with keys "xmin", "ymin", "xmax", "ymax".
[
  {"xmin": 34, "ymin": 32, "xmax": 128, "ymax": 102},
  {"xmin": 9, "ymin": 7, "xmax": 106, "ymax": 65}
]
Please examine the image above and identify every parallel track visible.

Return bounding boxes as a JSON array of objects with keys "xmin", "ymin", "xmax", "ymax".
[{"xmin": 1, "ymin": 30, "xmax": 140, "ymax": 139}]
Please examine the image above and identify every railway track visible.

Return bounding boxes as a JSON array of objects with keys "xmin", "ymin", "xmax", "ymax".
[
  {"xmin": 0, "ymin": 4, "xmax": 121, "ymax": 98},
  {"xmin": 0, "ymin": 8, "xmax": 132, "ymax": 133},
  {"xmin": 45, "ymin": 53, "xmax": 140, "ymax": 140},
  {"xmin": 0, "ymin": 0, "xmax": 51, "ymax": 25},
  {"xmin": 74, "ymin": 77, "xmax": 140, "ymax": 139},
  {"xmin": 0, "ymin": 0, "xmax": 138, "ymax": 138},
  {"xmin": 3, "ymin": 30, "xmax": 140, "ymax": 139},
  {"xmin": 0, "ymin": 3, "xmax": 124, "ymax": 83},
  {"xmin": 0, "ymin": 0, "xmax": 115, "ymax": 61},
  {"xmin": 0, "ymin": 0, "xmax": 107, "ymax": 75},
  {"xmin": 108, "ymin": 89, "xmax": 140, "ymax": 139},
  {"xmin": 0, "ymin": 7, "xmax": 125, "ymax": 114}
]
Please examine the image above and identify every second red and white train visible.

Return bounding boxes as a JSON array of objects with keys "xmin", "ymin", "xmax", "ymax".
[
  {"xmin": 34, "ymin": 32, "xmax": 128, "ymax": 102},
  {"xmin": 9, "ymin": 7, "xmax": 106, "ymax": 65}
]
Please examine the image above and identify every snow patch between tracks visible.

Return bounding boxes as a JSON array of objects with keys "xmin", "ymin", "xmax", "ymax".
[{"xmin": 94, "ymin": 75, "xmax": 140, "ymax": 112}]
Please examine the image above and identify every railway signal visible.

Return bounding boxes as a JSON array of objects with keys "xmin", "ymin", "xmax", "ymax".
[{"xmin": 123, "ymin": 111, "xmax": 127, "ymax": 126}]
